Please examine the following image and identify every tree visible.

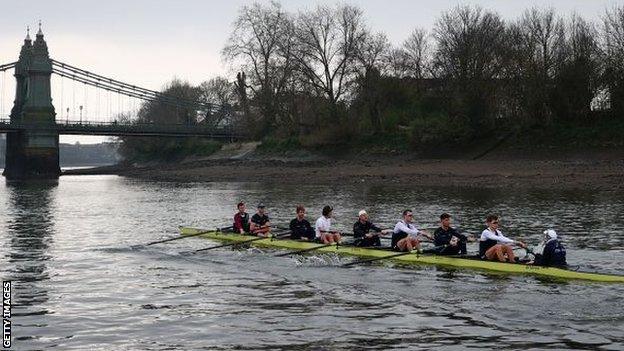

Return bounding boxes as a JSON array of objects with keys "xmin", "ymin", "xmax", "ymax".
[
  {"xmin": 505, "ymin": 8, "xmax": 563, "ymax": 124},
  {"xmin": 118, "ymin": 79, "xmax": 203, "ymax": 161},
  {"xmin": 402, "ymin": 28, "xmax": 432, "ymax": 79},
  {"xmin": 198, "ymin": 77, "xmax": 237, "ymax": 128},
  {"xmin": 354, "ymin": 32, "xmax": 390, "ymax": 130},
  {"xmin": 602, "ymin": 5, "xmax": 624, "ymax": 114},
  {"xmin": 292, "ymin": 4, "xmax": 368, "ymax": 118},
  {"xmin": 552, "ymin": 14, "xmax": 601, "ymax": 120},
  {"xmin": 136, "ymin": 79, "xmax": 201, "ymax": 126},
  {"xmin": 432, "ymin": 5, "xmax": 507, "ymax": 130},
  {"xmin": 222, "ymin": 0, "xmax": 296, "ymax": 135}
]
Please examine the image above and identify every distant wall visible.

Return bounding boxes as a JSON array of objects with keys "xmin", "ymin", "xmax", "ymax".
[{"xmin": 0, "ymin": 134, "xmax": 121, "ymax": 167}]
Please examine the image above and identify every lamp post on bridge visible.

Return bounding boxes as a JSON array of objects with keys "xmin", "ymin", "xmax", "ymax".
[
  {"xmin": 66, "ymin": 107, "xmax": 69, "ymax": 124},
  {"xmin": 79, "ymin": 105, "xmax": 83, "ymax": 124}
]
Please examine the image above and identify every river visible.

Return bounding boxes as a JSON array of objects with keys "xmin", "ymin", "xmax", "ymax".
[{"xmin": 1, "ymin": 175, "xmax": 623, "ymax": 350}]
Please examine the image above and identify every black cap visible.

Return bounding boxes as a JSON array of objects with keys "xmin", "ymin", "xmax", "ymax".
[{"xmin": 257, "ymin": 203, "xmax": 266, "ymax": 208}]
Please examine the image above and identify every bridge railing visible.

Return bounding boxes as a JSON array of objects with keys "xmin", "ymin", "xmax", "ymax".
[{"xmin": 0, "ymin": 117, "xmax": 244, "ymax": 139}]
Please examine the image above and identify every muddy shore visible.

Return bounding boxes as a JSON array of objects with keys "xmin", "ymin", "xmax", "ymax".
[{"xmin": 65, "ymin": 148, "xmax": 624, "ymax": 191}]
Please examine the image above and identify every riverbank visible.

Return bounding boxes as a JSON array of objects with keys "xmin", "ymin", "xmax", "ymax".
[{"xmin": 64, "ymin": 145, "xmax": 624, "ymax": 191}]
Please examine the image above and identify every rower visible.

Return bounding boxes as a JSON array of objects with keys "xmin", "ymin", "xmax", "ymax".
[
  {"xmin": 250, "ymin": 203, "xmax": 271, "ymax": 237},
  {"xmin": 429, "ymin": 213, "xmax": 470, "ymax": 255},
  {"xmin": 391, "ymin": 210, "xmax": 433, "ymax": 252},
  {"xmin": 353, "ymin": 210, "xmax": 392, "ymax": 247},
  {"xmin": 233, "ymin": 202, "xmax": 250, "ymax": 234},
  {"xmin": 529, "ymin": 229, "xmax": 567, "ymax": 267},
  {"xmin": 479, "ymin": 215, "xmax": 526, "ymax": 263},
  {"xmin": 315, "ymin": 206, "xmax": 341, "ymax": 244},
  {"xmin": 289, "ymin": 205, "xmax": 315, "ymax": 241}
]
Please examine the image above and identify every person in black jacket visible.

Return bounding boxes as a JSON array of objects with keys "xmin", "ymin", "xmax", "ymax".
[
  {"xmin": 531, "ymin": 229, "xmax": 567, "ymax": 267},
  {"xmin": 289, "ymin": 205, "xmax": 315, "ymax": 241},
  {"xmin": 250, "ymin": 203, "xmax": 271, "ymax": 237},
  {"xmin": 353, "ymin": 210, "xmax": 392, "ymax": 247},
  {"xmin": 430, "ymin": 213, "xmax": 470, "ymax": 255}
]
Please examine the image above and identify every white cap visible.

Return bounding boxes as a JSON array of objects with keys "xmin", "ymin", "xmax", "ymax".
[
  {"xmin": 543, "ymin": 229, "xmax": 557, "ymax": 240},
  {"xmin": 358, "ymin": 210, "xmax": 367, "ymax": 217}
]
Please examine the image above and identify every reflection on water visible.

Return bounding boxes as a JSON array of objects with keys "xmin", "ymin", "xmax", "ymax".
[
  {"xmin": 4, "ymin": 182, "xmax": 56, "ymax": 322},
  {"xmin": 0, "ymin": 176, "xmax": 622, "ymax": 350}
]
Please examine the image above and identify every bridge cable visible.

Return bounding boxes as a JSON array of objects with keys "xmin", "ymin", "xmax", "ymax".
[
  {"xmin": 51, "ymin": 60, "xmax": 220, "ymax": 111},
  {"xmin": 52, "ymin": 68, "xmax": 209, "ymax": 111},
  {"xmin": 1, "ymin": 70, "xmax": 5, "ymax": 117},
  {"xmin": 51, "ymin": 59, "xmax": 213, "ymax": 109},
  {"xmin": 0, "ymin": 62, "xmax": 17, "ymax": 72},
  {"xmin": 60, "ymin": 74, "xmax": 64, "ymax": 123}
]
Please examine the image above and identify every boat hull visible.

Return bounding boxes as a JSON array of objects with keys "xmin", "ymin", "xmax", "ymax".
[{"xmin": 179, "ymin": 227, "xmax": 624, "ymax": 283}]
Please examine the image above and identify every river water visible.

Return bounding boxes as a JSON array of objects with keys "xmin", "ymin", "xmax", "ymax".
[{"xmin": 1, "ymin": 175, "xmax": 623, "ymax": 350}]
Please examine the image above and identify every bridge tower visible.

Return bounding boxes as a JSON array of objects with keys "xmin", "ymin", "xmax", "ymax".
[{"xmin": 3, "ymin": 25, "xmax": 60, "ymax": 180}]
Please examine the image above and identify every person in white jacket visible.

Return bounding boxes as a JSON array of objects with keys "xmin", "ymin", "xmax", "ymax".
[
  {"xmin": 315, "ymin": 206, "xmax": 341, "ymax": 244},
  {"xmin": 479, "ymin": 215, "xmax": 526, "ymax": 262},
  {"xmin": 391, "ymin": 210, "xmax": 433, "ymax": 252}
]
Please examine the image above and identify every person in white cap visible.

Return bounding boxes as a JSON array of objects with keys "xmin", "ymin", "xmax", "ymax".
[
  {"xmin": 531, "ymin": 229, "xmax": 567, "ymax": 267},
  {"xmin": 352, "ymin": 210, "xmax": 392, "ymax": 247}
]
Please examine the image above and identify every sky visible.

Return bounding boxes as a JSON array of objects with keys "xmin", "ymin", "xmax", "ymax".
[{"xmin": 0, "ymin": 0, "xmax": 621, "ymax": 143}]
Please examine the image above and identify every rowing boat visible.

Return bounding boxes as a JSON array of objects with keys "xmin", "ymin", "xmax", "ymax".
[{"xmin": 179, "ymin": 227, "xmax": 624, "ymax": 283}]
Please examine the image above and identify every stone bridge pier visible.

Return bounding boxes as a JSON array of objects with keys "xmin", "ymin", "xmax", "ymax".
[{"xmin": 3, "ymin": 26, "xmax": 60, "ymax": 180}]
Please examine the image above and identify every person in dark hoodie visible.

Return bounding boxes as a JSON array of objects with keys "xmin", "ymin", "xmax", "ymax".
[{"xmin": 352, "ymin": 210, "xmax": 392, "ymax": 247}]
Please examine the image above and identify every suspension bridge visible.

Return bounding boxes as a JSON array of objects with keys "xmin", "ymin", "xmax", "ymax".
[{"xmin": 0, "ymin": 26, "xmax": 241, "ymax": 180}]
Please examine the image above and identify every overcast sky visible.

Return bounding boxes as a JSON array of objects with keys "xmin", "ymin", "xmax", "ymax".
[{"xmin": 0, "ymin": 0, "xmax": 620, "ymax": 143}]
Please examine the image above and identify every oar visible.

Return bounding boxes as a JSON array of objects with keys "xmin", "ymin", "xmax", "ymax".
[
  {"xmin": 274, "ymin": 242, "xmax": 338, "ymax": 257},
  {"xmin": 342, "ymin": 244, "xmax": 447, "ymax": 267},
  {"xmin": 183, "ymin": 231, "xmax": 291, "ymax": 255},
  {"xmin": 140, "ymin": 226, "xmax": 233, "ymax": 247},
  {"xmin": 342, "ymin": 251, "xmax": 415, "ymax": 267}
]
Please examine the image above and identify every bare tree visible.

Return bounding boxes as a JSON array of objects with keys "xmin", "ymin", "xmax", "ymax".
[
  {"xmin": 504, "ymin": 8, "xmax": 564, "ymax": 124},
  {"xmin": 551, "ymin": 14, "xmax": 601, "ymax": 119},
  {"xmin": 523, "ymin": 8, "xmax": 560, "ymax": 79},
  {"xmin": 603, "ymin": 5, "xmax": 624, "ymax": 113},
  {"xmin": 432, "ymin": 5, "xmax": 507, "ymax": 128},
  {"xmin": 385, "ymin": 47, "xmax": 411, "ymax": 78},
  {"xmin": 403, "ymin": 28, "xmax": 432, "ymax": 79},
  {"xmin": 292, "ymin": 4, "xmax": 368, "ymax": 116},
  {"xmin": 222, "ymin": 1, "xmax": 296, "ymax": 133},
  {"xmin": 357, "ymin": 31, "xmax": 390, "ymax": 74},
  {"xmin": 199, "ymin": 77, "xmax": 237, "ymax": 127},
  {"xmin": 355, "ymin": 31, "xmax": 390, "ymax": 130}
]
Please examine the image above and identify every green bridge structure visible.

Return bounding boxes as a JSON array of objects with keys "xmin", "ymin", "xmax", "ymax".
[{"xmin": 0, "ymin": 27, "xmax": 241, "ymax": 180}]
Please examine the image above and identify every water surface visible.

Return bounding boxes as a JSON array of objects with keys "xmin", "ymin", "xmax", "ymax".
[{"xmin": 1, "ymin": 176, "xmax": 623, "ymax": 350}]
